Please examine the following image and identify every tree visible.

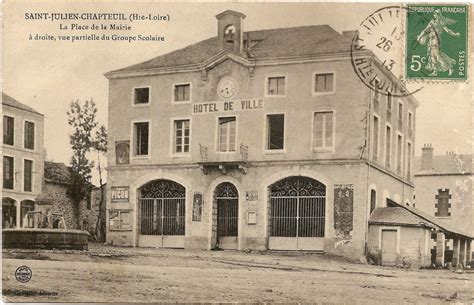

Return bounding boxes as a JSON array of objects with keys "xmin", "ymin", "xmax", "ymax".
[
  {"xmin": 92, "ymin": 125, "xmax": 107, "ymax": 242},
  {"xmin": 67, "ymin": 99, "xmax": 107, "ymax": 240}
]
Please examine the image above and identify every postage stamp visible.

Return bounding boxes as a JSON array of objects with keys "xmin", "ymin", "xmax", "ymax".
[{"xmin": 405, "ymin": 4, "xmax": 468, "ymax": 80}]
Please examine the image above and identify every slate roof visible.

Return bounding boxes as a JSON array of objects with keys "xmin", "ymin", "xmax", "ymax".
[
  {"xmin": 44, "ymin": 161, "xmax": 72, "ymax": 185},
  {"xmin": 414, "ymin": 154, "xmax": 472, "ymax": 175},
  {"xmin": 108, "ymin": 25, "xmax": 352, "ymax": 74},
  {"xmin": 371, "ymin": 202, "xmax": 473, "ymax": 239},
  {"xmin": 2, "ymin": 93, "xmax": 42, "ymax": 115}
]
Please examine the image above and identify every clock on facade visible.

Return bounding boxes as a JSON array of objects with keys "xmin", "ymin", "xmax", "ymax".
[{"xmin": 217, "ymin": 77, "xmax": 238, "ymax": 99}]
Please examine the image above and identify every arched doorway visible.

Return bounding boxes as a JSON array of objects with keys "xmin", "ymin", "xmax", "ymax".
[
  {"xmin": 214, "ymin": 182, "xmax": 239, "ymax": 250},
  {"xmin": 20, "ymin": 200, "xmax": 35, "ymax": 228},
  {"xmin": 2, "ymin": 198, "xmax": 17, "ymax": 229},
  {"xmin": 138, "ymin": 180, "xmax": 186, "ymax": 248},
  {"xmin": 269, "ymin": 176, "xmax": 326, "ymax": 251}
]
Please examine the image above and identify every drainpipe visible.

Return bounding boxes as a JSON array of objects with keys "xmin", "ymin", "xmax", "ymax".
[{"xmin": 364, "ymin": 68, "xmax": 373, "ymax": 258}]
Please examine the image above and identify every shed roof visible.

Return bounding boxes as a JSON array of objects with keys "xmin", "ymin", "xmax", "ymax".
[
  {"xmin": 2, "ymin": 93, "xmax": 42, "ymax": 115},
  {"xmin": 414, "ymin": 154, "xmax": 472, "ymax": 176},
  {"xmin": 371, "ymin": 202, "xmax": 473, "ymax": 239},
  {"xmin": 107, "ymin": 25, "xmax": 351, "ymax": 74},
  {"xmin": 369, "ymin": 207, "xmax": 438, "ymax": 229}
]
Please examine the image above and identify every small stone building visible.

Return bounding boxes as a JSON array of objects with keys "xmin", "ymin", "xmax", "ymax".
[
  {"xmin": 40, "ymin": 161, "xmax": 106, "ymax": 236},
  {"xmin": 368, "ymin": 201, "xmax": 473, "ymax": 268}
]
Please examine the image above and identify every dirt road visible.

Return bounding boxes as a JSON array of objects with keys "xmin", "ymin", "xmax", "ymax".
[{"xmin": 2, "ymin": 244, "xmax": 473, "ymax": 303}]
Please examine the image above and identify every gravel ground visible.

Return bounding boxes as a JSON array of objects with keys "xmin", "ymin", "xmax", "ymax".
[{"xmin": 2, "ymin": 243, "xmax": 473, "ymax": 303}]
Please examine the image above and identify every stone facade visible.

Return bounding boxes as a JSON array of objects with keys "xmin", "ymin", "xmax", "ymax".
[{"xmin": 105, "ymin": 10, "xmax": 418, "ymax": 260}]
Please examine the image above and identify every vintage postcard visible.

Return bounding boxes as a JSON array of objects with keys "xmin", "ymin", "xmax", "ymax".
[{"xmin": 2, "ymin": 1, "xmax": 473, "ymax": 303}]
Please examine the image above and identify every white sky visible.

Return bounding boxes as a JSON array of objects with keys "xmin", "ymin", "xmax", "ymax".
[{"xmin": 3, "ymin": 1, "xmax": 472, "ymax": 184}]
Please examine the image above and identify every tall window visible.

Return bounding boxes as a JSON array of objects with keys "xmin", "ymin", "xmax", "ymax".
[
  {"xmin": 266, "ymin": 114, "xmax": 284, "ymax": 150},
  {"xmin": 218, "ymin": 117, "xmax": 236, "ymax": 152},
  {"xmin": 435, "ymin": 189, "xmax": 451, "ymax": 217},
  {"xmin": 314, "ymin": 73, "xmax": 334, "ymax": 93},
  {"xmin": 385, "ymin": 125, "xmax": 391, "ymax": 168},
  {"xmin": 396, "ymin": 134, "xmax": 402, "ymax": 175},
  {"xmin": 3, "ymin": 156, "xmax": 14, "ymax": 189},
  {"xmin": 174, "ymin": 119, "xmax": 190, "ymax": 153},
  {"xmin": 407, "ymin": 142, "xmax": 412, "ymax": 179},
  {"xmin": 267, "ymin": 76, "xmax": 285, "ymax": 96},
  {"xmin": 313, "ymin": 112, "xmax": 334, "ymax": 150},
  {"xmin": 398, "ymin": 102, "xmax": 403, "ymax": 130},
  {"xmin": 134, "ymin": 122, "xmax": 149, "ymax": 156},
  {"xmin": 373, "ymin": 116, "xmax": 379, "ymax": 161},
  {"xmin": 174, "ymin": 84, "xmax": 190, "ymax": 102},
  {"xmin": 370, "ymin": 189, "xmax": 376, "ymax": 213},
  {"xmin": 24, "ymin": 121, "xmax": 35, "ymax": 150},
  {"xmin": 386, "ymin": 93, "xmax": 392, "ymax": 120},
  {"xmin": 3, "ymin": 116, "xmax": 14, "ymax": 145},
  {"xmin": 133, "ymin": 87, "xmax": 150, "ymax": 105},
  {"xmin": 408, "ymin": 112, "xmax": 413, "ymax": 137},
  {"xmin": 24, "ymin": 160, "xmax": 33, "ymax": 192}
]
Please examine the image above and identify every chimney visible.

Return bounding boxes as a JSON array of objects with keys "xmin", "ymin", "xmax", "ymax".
[
  {"xmin": 216, "ymin": 10, "xmax": 246, "ymax": 54},
  {"xmin": 421, "ymin": 143, "xmax": 434, "ymax": 170}
]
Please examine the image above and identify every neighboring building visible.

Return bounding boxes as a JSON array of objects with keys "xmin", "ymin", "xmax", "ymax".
[
  {"xmin": 413, "ymin": 145, "xmax": 473, "ymax": 266},
  {"xmin": 104, "ymin": 10, "xmax": 418, "ymax": 260},
  {"xmin": 39, "ymin": 161, "xmax": 106, "ymax": 235},
  {"xmin": 2, "ymin": 93, "xmax": 45, "ymax": 229}
]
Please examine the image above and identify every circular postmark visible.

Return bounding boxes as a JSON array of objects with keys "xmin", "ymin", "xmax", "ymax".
[
  {"xmin": 350, "ymin": 6, "xmax": 423, "ymax": 97},
  {"xmin": 15, "ymin": 266, "xmax": 32, "ymax": 283}
]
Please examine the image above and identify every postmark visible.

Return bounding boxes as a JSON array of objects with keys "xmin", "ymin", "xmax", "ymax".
[
  {"xmin": 405, "ymin": 4, "xmax": 468, "ymax": 80},
  {"xmin": 351, "ymin": 6, "xmax": 423, "ymax": 97},
  {"xmin": 15, "ymin": 266, "xmax": 33, "ymax": 283}
]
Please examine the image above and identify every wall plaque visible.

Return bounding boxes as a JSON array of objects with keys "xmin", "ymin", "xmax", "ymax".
[
  {"xmin": 246, "ymin": 190, "xmax": 258, "ymax": 201},
  {"xmin": 115, "ymin": 140, "xmax": 130, "ymax": 165}
]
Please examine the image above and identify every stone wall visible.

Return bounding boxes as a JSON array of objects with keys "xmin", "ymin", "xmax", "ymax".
[{"xmin": 41, "ymin": 181, "xmax": 106, "ymax": 237}]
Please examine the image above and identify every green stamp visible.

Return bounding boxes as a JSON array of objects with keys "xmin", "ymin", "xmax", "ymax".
[{"xmin": 406, "ymin": 4, "xmax": 468, "ymax": 80}]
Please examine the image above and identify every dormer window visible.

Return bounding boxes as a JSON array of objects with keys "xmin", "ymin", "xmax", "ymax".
[{"xmin": 133, "ymin": 87, "xmax": 150, "ymax": 105}]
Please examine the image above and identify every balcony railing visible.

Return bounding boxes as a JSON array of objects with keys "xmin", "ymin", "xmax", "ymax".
[{"xmin": 198, "ymin": 143, "xmax": 248, "ymax": 174}]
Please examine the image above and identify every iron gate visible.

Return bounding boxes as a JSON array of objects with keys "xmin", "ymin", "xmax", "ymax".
[
  {"xmin": 138, "ymin": 180, "xmax": 186, "ymax": 247},
  {"xmin": 140, "ymin": 198, "xmax": 185, "ymax": 235},
  {"xmin": 215, "ymin": 182, "xmax": 239, "ymax": 249},
  {"xmin": 269, "ymin": 176, "xmax": 326, "ymax": 250}
]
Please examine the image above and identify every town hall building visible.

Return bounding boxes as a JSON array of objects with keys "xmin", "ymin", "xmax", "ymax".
[{"xmin": 104, "ymin": 10, "xmax": 418, "ymax": 260}]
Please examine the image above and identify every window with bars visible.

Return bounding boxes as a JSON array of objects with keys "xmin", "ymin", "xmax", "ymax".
[
  {"xmin": 24, "ymin": 121, "xmax": 35, "ymax": 150},
  {"xmin": 3, "ymin": 156, "xmax": 14, "ymax": 189},
  {"xmin": 174, "ymin": 119, "xmax": 190, "ymax": 153},
  {"xmin": 313, "ymin": 112, "xmax": 334, "ymax": 150},
  {"xmin": 267, "ymin": 76, "xmax": 285, "ymax": 96},
  {"xmin": 266, "ymin": 114, "xmax": 284, "ymax": 150},
  {"xmin": 174, "ymin": 84, "xmax": 190, "ymax": 102},
  {"xmin": 24, "ymin": 159, "xmax": 33, "ymax": 192},
  {"xmin": 314, "ymin": 73, "xmax": 334, "ymax": 93},
  {"xmin": 218, "ymin": 117, "xmax": 236, "ymax": 152},
  {"xmin": 3, "ymin": 116, "xmax": 14, "ymax": 145},
  {"xmin": 134, "ymin": 122, "xmax": 149, "ymax": 156},
  {"xmin": 133, "ymin": 87, "xmax": 150, "ymax": 105}
]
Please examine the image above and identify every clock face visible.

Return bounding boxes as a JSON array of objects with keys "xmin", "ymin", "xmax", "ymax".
[{"xmin": 217, "ymin": 78, "xmax": 238, "ymax": 99}]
